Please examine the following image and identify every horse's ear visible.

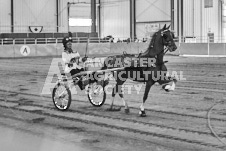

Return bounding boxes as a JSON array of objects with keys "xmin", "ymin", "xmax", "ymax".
[
  {"xmin": 167, "ymin": 25, "xmax": 171, "ymax": 30},
  {"xmin": 162, "ymin": 24, "xmax": 167, "ymax": 30}
]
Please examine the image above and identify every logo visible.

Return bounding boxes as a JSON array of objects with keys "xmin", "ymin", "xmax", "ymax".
[
  {"xmin": 20, "ymin": 45, "xmax": 31, "ymax": 56},
  {"xmin": 29, "ymin": 26, "xmax": 43, "ymax": 33}
]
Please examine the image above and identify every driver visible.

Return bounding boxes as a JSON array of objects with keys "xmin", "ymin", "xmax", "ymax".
[{"xmin": 62, "ymin": 35, "xmax": 87, "ymax": 83}]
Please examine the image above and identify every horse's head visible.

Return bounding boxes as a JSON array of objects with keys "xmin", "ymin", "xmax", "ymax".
[
  {"xmin": 160, "ymin": 24, "xmax": 177, "ymax": 52},
  {"xmin": 143, "ymin": 24, "xmax": 177, "ymax": 57}
]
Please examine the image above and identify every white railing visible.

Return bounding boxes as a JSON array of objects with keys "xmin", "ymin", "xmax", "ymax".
[
  {"xmin": 0, "ymin": 37, "xmax": 110, "ymax": 45},
  {"xmin": 175, "ymin": 36, "xmax": 226, "ymax": 43},
  {"xmin": 1, "ymin": 36, "xmax": 226, "ymax": 45}
]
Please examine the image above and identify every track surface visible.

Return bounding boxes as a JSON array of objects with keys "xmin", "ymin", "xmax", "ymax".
[{"xmin": 0, "ymin": 56, "xmax": 226, "ymax": 151}]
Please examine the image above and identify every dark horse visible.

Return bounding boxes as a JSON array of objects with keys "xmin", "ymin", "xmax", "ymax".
[{"xmin": 101, "ymin": 24, "xmax": 178, "ymax": 117}]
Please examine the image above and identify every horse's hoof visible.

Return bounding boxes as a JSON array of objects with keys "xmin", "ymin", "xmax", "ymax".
[
  {"xmin": 162, "ymin": 85, "xmax": 169, "ymax": 92},
  {"xmin": 162, "ymin": 84, "xmax": 171, "ymax": 92},
  {"xmin": 124, "ymin": 108, "xmax": 130, "ymax": 114},
  {"xmin": 106, "ymin": 107, "xmax": 121, "ymax": 112},
  {"xmin": 139, "ymin": 110, "xmax": 146, "ymax": 117}
]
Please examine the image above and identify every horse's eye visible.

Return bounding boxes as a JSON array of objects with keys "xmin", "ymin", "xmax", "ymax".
[{"xmin": 163, "ymin": 34, "xmax": 167, "ymax": 39}]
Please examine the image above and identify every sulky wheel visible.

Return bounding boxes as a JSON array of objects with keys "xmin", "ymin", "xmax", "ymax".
[
  {"xmin": 87, "ymin": 81, "xmax": 107, "ymax": 107},
  {"xmin": 52, "ymin": 84, "xmax": 71, "ymax": 111}
]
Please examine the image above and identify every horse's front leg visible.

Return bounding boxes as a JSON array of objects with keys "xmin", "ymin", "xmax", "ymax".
[
  {"xmin": 158, "ymin": 75, "xmax": 177, "ymax": 92},
  {"xmin": 139, "ymin": 81, "xmax": 154, "ymax": 117}
]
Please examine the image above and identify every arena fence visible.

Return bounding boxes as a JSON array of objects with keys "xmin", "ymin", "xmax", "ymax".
[
  {"xmin": 0, "ymin": 38, "xmax": 226, "ymax": 58},
  {"xmin": 178, "ymin": 43, "xmax": 226, "ymax": 57},
  {"xmin": 0, "ymin": 42, "xmax": 181, "ymax": 58}
]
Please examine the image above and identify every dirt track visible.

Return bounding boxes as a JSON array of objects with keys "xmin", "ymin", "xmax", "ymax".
[{"xmin": 0, "ymin": 55, "xmax": 226, "ymax": 151}]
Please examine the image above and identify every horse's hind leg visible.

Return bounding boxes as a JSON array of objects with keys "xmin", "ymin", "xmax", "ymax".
[
  {"xmin": 107, "ymin": 78, "xmax": 129, "ymax": 113},
  {"xmin": 107, "ymin": 85, "xmax": 121, "ymax": 111},
  {"xmin": 116, "ymin": 78, "xmax": 130, "ymax": 113},
  {"xmin": 118, "ymin": 88, "xmax": 130, "ymax": 114}
]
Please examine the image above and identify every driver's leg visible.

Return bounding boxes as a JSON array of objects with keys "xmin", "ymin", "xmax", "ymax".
[
  {"xmin": 70, "ymin": 69, "xmax": 80, "ymax": 83},
  {"xmin": 70, "ymin": 69, "xmax": 80, "ymax": 76},
  {"xmin": 71, "ymin": 68, "xmax": 85, "ymax": 90}
]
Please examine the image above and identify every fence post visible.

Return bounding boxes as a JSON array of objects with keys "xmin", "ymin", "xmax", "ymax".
[
  {"xmin": 224, "ymin": 43, "xmax": 226, "ymax": 55},
  {"xmin": 207, "ymin": 36, "xmax": 210, "ymax": 56},
  {"xmin": 55, "ymin": 38, "xmax": 57, "ymax": 56}
]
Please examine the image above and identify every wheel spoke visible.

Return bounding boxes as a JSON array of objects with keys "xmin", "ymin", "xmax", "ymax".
[
  {"xmin": 52, "ymin": 84, "xmax": 71, "ymax": 111},
  {"xmin": 87, "ymin": 82, "xmax": 106, "ymax": 107}
]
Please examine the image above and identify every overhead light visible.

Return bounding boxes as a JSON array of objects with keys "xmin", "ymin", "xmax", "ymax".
[{"xmin": 69, "ymin": 18, "xmax": 92, "ymax": 26}]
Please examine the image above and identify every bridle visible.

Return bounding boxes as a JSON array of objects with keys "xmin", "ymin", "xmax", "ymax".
[{"xmin": 161, "ymin": 29, "xmax": 174, "ymax": 53}]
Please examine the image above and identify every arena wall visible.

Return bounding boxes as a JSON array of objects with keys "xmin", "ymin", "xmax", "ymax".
[
  {"xmin": 0, "ymin": 42, "xmax": 181, "ymax": 58},
  {"xmin": 178, "ymin": 43, "xmax": 226, "ymax": 56},
  {"xmin": 2, "ymin": 43, "xmax": 226, "ymax": 58}
]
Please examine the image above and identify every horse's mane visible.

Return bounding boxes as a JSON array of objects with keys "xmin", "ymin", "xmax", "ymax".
[
  {"xmin": 138, "ymin": 30, "xmax": 160, "ymax": 58},
  {"xmin": 147, "ymin": 31, "xmax": 159, "ymax": 49}
]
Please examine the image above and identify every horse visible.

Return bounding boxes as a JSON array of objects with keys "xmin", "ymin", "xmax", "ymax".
[{"xmin": 101, "ymin": 24, "xmax": 178, "ymax": 117}]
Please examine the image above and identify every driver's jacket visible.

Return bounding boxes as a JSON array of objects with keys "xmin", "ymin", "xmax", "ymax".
[{"xmin": 62, "ymin": 50, "xmax": 83, "ymax": 73}]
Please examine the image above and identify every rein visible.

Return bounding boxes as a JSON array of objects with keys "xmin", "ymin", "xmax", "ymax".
[{"xmin": 163, "ymin": 46, "xmax": 170, "ymax": 55}]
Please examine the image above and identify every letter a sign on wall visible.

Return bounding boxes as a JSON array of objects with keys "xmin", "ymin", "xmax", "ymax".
[{"xmin": 20, "ymin": 45, "xmax": 31, "ymax": 56}]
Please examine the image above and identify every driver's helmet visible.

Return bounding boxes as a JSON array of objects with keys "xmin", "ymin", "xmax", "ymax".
[{"xmin": 62, "ymin": 36, "xmax": 72, "ymax": 48}]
